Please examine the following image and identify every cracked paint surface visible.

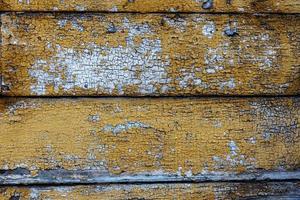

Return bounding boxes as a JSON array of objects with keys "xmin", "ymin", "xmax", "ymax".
[
  {"xmin": 1, "ymin": 13, "xmax": 299, "ymax": 96},
  {"xmin": 0, "ymin": 0, "xmax": 299, "ymax": 13},
  {"xmin": 0, "ymin": 97, "xmax": 298, "ymax": 183},
  {"xmin": 1, "ymin": 182, "xmax": 299, "ymax": 199}
]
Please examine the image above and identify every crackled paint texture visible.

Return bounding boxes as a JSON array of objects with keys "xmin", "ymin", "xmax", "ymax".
[
  {"xmin": 0, "ymin": 98, "xmax": 299, "ymax": 184},
  {"xmin": 1, "ymin": 13, "xmax": 299, "ymax": 96},
  {"xmin": 1, "ymin": 182, "xmax": 299, "ymax": 199},
  {"xmin": 0, "ymin": 0, "xmax": 300, "ymax": 13}
]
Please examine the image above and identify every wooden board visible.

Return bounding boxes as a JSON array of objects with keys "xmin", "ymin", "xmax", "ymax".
[
  {"xmin": 0, "ymin": 97, "xmax": 299, "ymax": 184},
  {"xmin": 0, "ymin": 0, "xmax": 300, "ymax": 13},
  {"xmin": 1, "ymin": 13, "xmax": 299, "ymax": 96},
  {"xmin": 1, "ymin": 182, "xmax": 300, "ymax": 199}
]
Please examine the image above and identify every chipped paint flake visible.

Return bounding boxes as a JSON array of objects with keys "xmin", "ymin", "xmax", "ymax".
[
  {"xmin": 163, "ymin": 16, "xmax": 187, "ymax": 32},
  {"xmin": 202, "ymin": 21, "xmax": 215, "ymax": 38},
  {"xmin": 102, "ymin": 121, "xmax": 150, "ymax": 135},
  {"xmin": 177, "ymin": 67, "xmax": 207, "ymax": 89},
  {"xmin": 29, "ymin": 18, "xmax": 171, "ymax": 95},
  {"xmin": 219, "ymin": 78, "xmax": 236, "ymax": 89}
]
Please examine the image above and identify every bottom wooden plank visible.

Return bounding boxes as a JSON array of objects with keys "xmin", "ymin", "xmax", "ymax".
[{"xmin": 0, "ymin": 182, "xmax": 299, "ymax": 200}]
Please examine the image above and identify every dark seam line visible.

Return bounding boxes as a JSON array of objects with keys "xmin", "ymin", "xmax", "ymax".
[
  {"xmin": 0, "ymin": 11, "xmax": 300, "ymax": 15},
  {"xmin": 1, "ymin": 178, "xmax": 300, "ymax": 187}
]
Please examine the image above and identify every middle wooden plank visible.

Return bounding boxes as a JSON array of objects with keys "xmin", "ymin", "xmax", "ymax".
[
  {"xmin": 0, "ymin": 97, "xmax": 299, "ymax": 184},
  {"xmin": 1, "ymin": 13, "xmax": 299, "ymax": 96}
]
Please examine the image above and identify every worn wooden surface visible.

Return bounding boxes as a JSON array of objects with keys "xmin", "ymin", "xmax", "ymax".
[
  {"xmin": 1, "ymin": 182, "xmax": 300, "ymax": 199},
  {"xmin": 0, "ymin": 0, "xmax": 300, "ymax": 13},
  {"xmin": 1, "ymin": 13, "xmax": 299, "ymax": 96},
  {"xmin": 0, "ymin": 97, "xmax": 299, "ymax": 184}
]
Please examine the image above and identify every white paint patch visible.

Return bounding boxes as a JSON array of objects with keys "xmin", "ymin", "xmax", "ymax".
[
  {"xmin": 18, "ymin": 0, "xmax": 30, "ymax": 4},
  {"xmin": 202, "ymin": 21, "xmax": 216, "ymax": 39},
  {"xmin": 30, "ymin": 188, "xmax": 40, "ymax": 199},
  {"xmin": 184, "ymin": 170, "xmax": 193, "ymax": 177},
  {"xmin": 169, "ymin": 8, "xmax": 177, "ymax": 12},
  {"xmin": 247, "ymin": 137, "xmax": 256, "ymax": 144},
  {"xmin": 57, "ymin": 19, "xmax": 68, "ymax": 28},
  {"xmin": 29, "ymin": 18, "xmax": 171, "ymax": 95},
  {"xmin": 88, "ymin": 114, "xmax": 100, "ymax": 122},
  {"xmin": 226, "ymin": 141, "xmax": 256, "ymax": 168},
  {"xmin": 109, "ymin": 6, "xmax": 118, "ymax": 12},
  {"xmin": 71, "ymin": 20, "xmax": 84, "ymax": 32},
  {"xmin": 163, "ymin": 16, "xmax": 187, "ymax": 32},
  {"xmin": 57, "ymin": 18, "xmax": 84, "ymax": 32},
  {"xmin": 204, "ymin": 44, "xmax": 232, "ymax": 74},
  {"xmin": 75, "ymin": 5, "xmax": 86, "ymax": 11},
  {"xmin": 228, "ymin": 141, "xmax": 238, "ymax": 156},
  {"xmin": 177, "ymin": 68, "xmax": 208, "ymax": 89},
  {"xmin": 249, "ymin": 100, "xmax": 297, "ymax": 143},
  {"xmin": 219, "ymin": 78, "xmax": 236, "ymax": 89},
  {"xmin": 213, "ymin": 120, "xmax": 222, "ymax": 128},
  {"xmin": 247, "ymin": 33, "xmax": 279, "ymax": 70},
  {"xmin": 212, "ymin": 141, "xmax": 256, "ymax": 169},
  {"xmin": 6, "ymin": 101, "xmax": 38, "ymax": 115},
  {"xmin": 102, "ymin": 121, "xmax": 150, "ymax": 135},
  {"xmin": 205, "ymin": 66, "xmax": 224, "ymax": 74}
]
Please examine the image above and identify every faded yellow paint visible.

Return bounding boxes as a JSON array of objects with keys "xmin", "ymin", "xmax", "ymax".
[
  {"xmin": 0, "ymin": 98, "xmax": 299, "ymax": 179},
  {"xmin": 0, "ymin": 182, "xmax": 299, "ymax": 200},
  {"xmin": 0, "ymin": 0, "xmax": 300, "ymax": 13},
  {"xmin": 1, "ymin": 13, "xmax": 299, "ymax": 96}
]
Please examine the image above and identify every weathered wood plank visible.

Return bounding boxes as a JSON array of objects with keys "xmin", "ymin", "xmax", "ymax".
[
  {"xmin": 0, "ymin": 97, "xmax": 299, "ymax": 184},
  {"xmin": 1, "ymin": 13, "xmax": 299, "ymax": 96},
  {"xmin": 1, "ymin": 182, "xmax": 300, "ymax": 199},
  {"xmin": 0, "ymin": 0, "xmax": 300, "ymax": 13}
]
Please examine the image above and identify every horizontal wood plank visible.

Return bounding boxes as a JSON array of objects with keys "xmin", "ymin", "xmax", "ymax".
[
  {"xmin": 0, "ymin": 0, "xmax": 300, "ymax": 13},
  {"xmin": 1, "ymin": 13, "xmax": 299, "ymax": 96},
  {"xmin": 0, "ymin": 97, "xmax": 299, "ymax": 184},
  {"xmin": 1, "ymin": 182, "xmax": 300, "ymax": 199}
]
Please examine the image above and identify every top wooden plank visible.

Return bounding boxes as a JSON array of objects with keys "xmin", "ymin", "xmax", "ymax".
[
  {"xmin": 0, "ymin": 0, "xmax": 300, "ymax": 13},
  {"xmin": 1, "ymin": 13, "xmax": 299, "ymax": 96}
]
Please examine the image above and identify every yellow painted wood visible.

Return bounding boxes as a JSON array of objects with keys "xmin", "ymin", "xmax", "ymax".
[
  {"xmin": 1, "ymin": 13, "xmax": 299, "ymax": 96},
  {"xmin": 0, "ymin": 0, "xmax": 300, "ymax": 13},
  {"xmin": 1, "ymin": 182, "xmax": 299, "ymax": 199},
  {"xmin": 0, "ymin": 97, "xmax": 299, "ymax": 184}
]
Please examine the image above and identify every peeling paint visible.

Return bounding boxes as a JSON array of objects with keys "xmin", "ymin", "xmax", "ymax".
[
  {"xmin": 29, "ymin": 18, "xmax": 171, "ymax": 95},
  {"xmin": 177, "ymin": 68, "xmax": 207, "ymax": 89},
  {"xmin": 250, "ymin": 100, "xmax": 299, "ymax": 143},
  {"xmin": 102, "ymin": 121, "xmax": 150, "ymax": 135},
  {"xmin": 2, "ymin": 0, "xmax": 300, "ymax": 13},
  {"xmin": 1, "ymin": 182, "xmax": 300, "ymax": 199},
  {"xmin": 219, "ymin": 78, "xmax": 236, "ymax": 89},
  {"xmin": 162, "ymin": 16, "xmax": 187, "ymax": 32},
  {"xmin": 1, "ymin": 14, "xmax": 298, "ymax": 96},
  {"xmin": 0, "ymin": 98, "xmax": 298, "ymax": 180},
  {"xmin": 202, "ymin": 21, "xmax": 215, "ymax": 38}
]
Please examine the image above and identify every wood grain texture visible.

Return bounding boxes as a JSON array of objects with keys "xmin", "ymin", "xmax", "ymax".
[
  {"xmin": 0, "ymin": 0, "xmax": 300, "ymax": 13},
  {"xmin": 1, "ymin": 13, "xmax": 299, "ymax": 96},
  {"xmin": 0, "ymin": 97, "xmax": 299, "ymax": 184},
  {"xmin": 1, "ymin": 182, "xmax": 300, "ymax": 199}
]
